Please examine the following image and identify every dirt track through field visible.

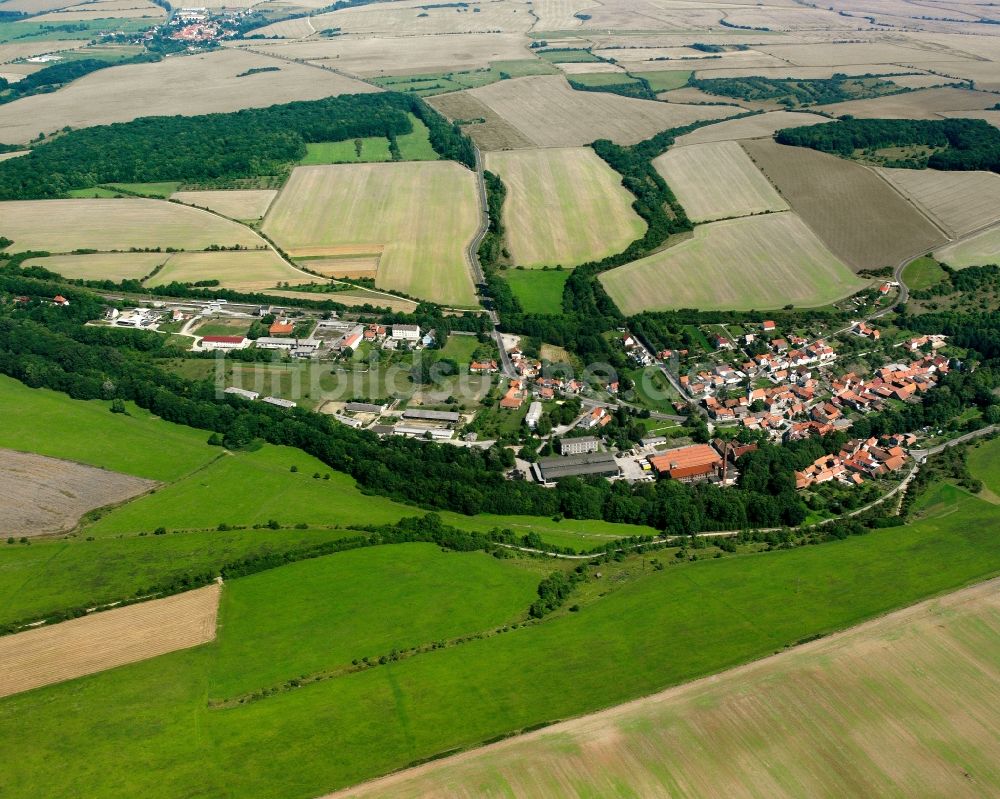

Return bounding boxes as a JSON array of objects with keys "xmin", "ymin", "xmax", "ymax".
[
  {"xmin": 0, "ymin": 449, "xmax": 157, "ymax": 536},
  {"xmin": 327, "ymin": 577, "xmax": 1000, "ymax": 799},
  {"xmin": 0, "ymin": 583, "xmax": 221, "ymax": 698}
]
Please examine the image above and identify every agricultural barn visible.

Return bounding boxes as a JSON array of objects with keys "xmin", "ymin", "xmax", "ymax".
[
  {"xmin": 402, "ymin": 409, "xmax": 461, "ymax": 424},
  {"xmin": 650, "ymin": 444, "xmax": 722, "ymax": 482}
]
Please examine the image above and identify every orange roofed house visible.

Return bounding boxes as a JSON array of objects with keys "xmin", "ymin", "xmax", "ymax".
[
  {"xmin": 649, "ymin": 444, "xmax": 722, "ymax": 482},
  {"xmin": 269, "ymin": 320, "xmax": 295, "ymax": 336}
]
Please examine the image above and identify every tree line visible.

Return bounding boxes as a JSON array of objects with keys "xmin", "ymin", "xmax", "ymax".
[
  {"xmin": 775, "ymin": 117, "xmax": 1000, "ymax": 172},
  {"xmin": 0, "ymin": 92, "xmax": 473, "ymax": 199}
]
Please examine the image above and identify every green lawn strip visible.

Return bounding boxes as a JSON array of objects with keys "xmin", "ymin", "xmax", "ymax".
[
  {"xmin": 100, "ymin": 181, "xmax": 181, "ymax": 198},
  {"xmin": 902, "ymin": 255, "xmax": 947, "ymax": 290},
  {"xmin": 207, "ymin": 543, "xmax": 541, "ymax": 699},
  {"xmin": 967, "ymin": 438, "xmax": 1000, "ymax": 496},
  {"xmin": 569, "ymin": 72, "xmax": 642, "ymax": 87},
  {"xmin": 395, "ymin": 115, "xmax": 438, "ymax": 161},
  {"xmin": 537, "ymin": 49, "xmax": 601, "ymax": 63},
  {"xmin": 434, "ymin": 333, "xmax": 480, "ymax": 365},
  {"xmin": 0, "ymin": 376, "xmax": 217, "ymax": 482},
  {"xmin": 3, "ymin": 488, "xmax": 999, "ymax": 798},
  {"xmin": 635, "ymin": 70, "xmax": 693, "ymax": 93},
  {"xmin": 84, "ymin": 444, "xmax": 412, "ymax": 536},
  {"xmin": 503, "ymin": 269, "xmax": 568, "ymax": 314},
  {"xmin": 0, "ymin": 527, "xmax": 363, "ymax": 627},
  {"xmin": 66, "ymin": 187, "xmax": 122, "ymax": 198},
  {"xmin": 301, "ymin": 137, "xmax": 392, "ymax": 165}
]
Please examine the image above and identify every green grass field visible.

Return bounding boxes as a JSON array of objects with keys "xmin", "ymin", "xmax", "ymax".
[
  {"xmin": 3, "ymin": 459, "xmax": 1000, "ymax": 798},
  {"xmin": 538, "ymin": 49, "xmax": 601, "ymax": 63},
  {"xmin": 637, "ymin": 70, "xmax": 693, "ymax": 92},
  {"xmin": 0, "ymin": 376, "xmax": 216, "ymax": 482},
  {"xmin": 0, "ymin": 527, "xmax": 362, "ymax": 628},
  {"xmin": 100, "ymin": 181, "xmax": 181, "ymax": 198},
  {"xmin": 0, "ymin": 18, "xmax": 154, "ymax": 42},
  {"xmin": 903, "ymin": 255, "xmax": 948, "ymax": 289},
  {"xmin": 568, "ymin": 72, "xmax": 643, "ymax": 87},
  {"xmin": 85, "ymin": 445, "xmax": 413, "ymax": 535},
  {"xmin": 502, "ymin": 268, "xmax": 568, "ymax": 314},
  {"xmin": 434, "ymin": 333, "xmax": 480, "ymax": 366},
  {"xmin": 208, "ymin": 544, "xmax": 541, "ymax": 699},
  {"xmin": 300, "ymin": 115, "xmax": 437, "ymax": 164}
]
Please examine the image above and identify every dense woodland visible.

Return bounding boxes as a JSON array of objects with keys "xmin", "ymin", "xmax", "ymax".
[
  {"xmin": 0, "ymin": 92, "xmax": 473, "ymax": 199},
  {"xmin": 776, "ymin": 117, "xmax": 1000, "ymax": 171}
]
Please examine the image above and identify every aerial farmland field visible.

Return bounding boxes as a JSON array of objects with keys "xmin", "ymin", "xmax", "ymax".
[
  {"xmin": 935, "ymin": 223, "xmax": 1000, "ymax": 267},
  {"xmin": 485, "ymin": 147, "xmax": 645, "ymax": 268},
  {"xmin": 0, "ymin": 449, "xmax": 156, "ymax": 537},
  {"xmin": 0, "ymin": 49, "xmax": 376, "ymax": 143},
  {"xmin": 169, "ymin": 189, "xmax": 278, "ymax": 220},
  {"xmin": 655, "ymin": 140, "xmax": 788, "ymax": 222},
  {"xmin": 672, "ymin": 110, "xmax": 830, "ymax": 146},
  {"xmin": 875, "ymin": 167, "xmax": 1000, "ymax": 238},
  {"xmin": 262, "ymin": 163, "xmax": 481, "ymax": 306},
  {"xmin": 600, "ymin": 212, "xmax": 866, "ymax": 314},
  {"xmin": 146, "ymin": 251, "xmax": 315, "ymax": 293},
  {"xmin": 742, "ymin": 140, "xmax": 946, "ymax": 271},
  {"xmin": 21, "ymin": 252, "xmax": 166, "ymax": 281},
  {"xmin": 333, "ymin": 576, "xmax": 1000, "ymax": 799},
  {"xmin": 462, "ymin": 76, "xmax": 739, "ymax": 147},
  {"xmin": 0, "ymin": 198, "xmax": 265, "ymax": 252},
  {"xmin": 0, "ymin": 583, "xmax": 220, "ymax": 698}
]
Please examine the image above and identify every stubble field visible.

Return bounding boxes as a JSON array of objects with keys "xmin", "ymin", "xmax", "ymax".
[
  {"xmin": 600, "ymin": 212, "xmax": 866, "ymax": 314},
  {"xmin": 742, "ymin": 140, "xmax": 946, "ymax": 271},
  {"xmin": 332, "ymin": 576, "xmax": 1000, "ymax": 799},
  {"xmin": 875, "ymin": 167, "xmax": 1000, "ymax": 238},
  {"xmin": 0, "ymin": 582, "xmax": 220, "ymax": 698},
  {"xmin": 672, "ymin": 110, "xmax": 829, "ymax": 146},
  {"xmin": 485, "ymin": 147, "xmax": 645, "ymax": 267},
  {"xmin": 935, "ymin": 224, "xmax": 1000, "ymax": 268},
  {"xmin": 146, "ymin": 251, "xmax": 315, "ymax": 293},
  {"xmin": 169, "ymin": 189, "xmax": 278, "ymax": 220},
  {"xmin": 22, "ymin": 252, "xmax": 166, "ymax": 281},
  {"xmin": 0, "ymin": 449, "xmax": 156, "ymax": 537},
  {"xmin": 0, "ymin": 198, "xmax": 265, "ymax": 252},
  {"xmin": 654, "ymin": 140, "xmax": 788, "ymax": 223},
  {"xmin": 461, "ymin": 76, "xmax": 738, "ymax": 148},
  {"xmin": 262, "ymin": 163, "xmax": 481, "ymax": 306},
  {"xmin": 0, "ymin": 49, "xmax": 376, "ymax": 143}
]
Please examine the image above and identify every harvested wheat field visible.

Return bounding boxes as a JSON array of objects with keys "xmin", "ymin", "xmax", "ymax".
[
  {"xmin": 0, "ymin": 40, "xmax": 88, "ymax": 64},
  {"xmin": 0, "ymin": 199, "xmax": 264, "ymax": 252},
  {"xmin": 655, "ymin": 140, "xmax": 788, "ymax": 223},
  {"xmin": 673, "ymin": 110, "xmax": 829, "ymax": 146},
  {"xmin": 240, "ymin": 33, "xmax": 531, "ymax": 76},
  {"xmin": 263, "ymin": 163, "xmax": 480, "ymax": 306},
  {"xmin": 876, "ymin": 167, "xmax": 1000, "ymax": 238},
  {"xmin": 600, "ymin": 212, "xmax": 865, "ymax": 315},
  {"xmin": 817, "ymin": 87, "xmax": 998, "ymax": 119},
  {"xmin": 935, "ymin": 224, "xmax": 1000, "ymax": 268},
  {"xmin": 427, "ymin": 92, "xmax": 534, "ymax": 151},
  {"xmin": 21, "ymin": 252, "xmax": 166, "ymax": 281},
  {"xmin": 0, "ymin": 583, "xmax": 220, "ymax": 698},
  {"xmin": 330, "ymin": 577, "xmax": 1000, "ymax": 799},
  {"xmin": 298, "ymin": 251, "xmax": 382, "ymax": 279},
  {"xmin": 530, "ymin": 0, "xmax": 599, "ymax": 29},
  {"xmin": 169, "ymin": 190, "xmax": 277, "ymax": 220},
  {"xmin": 742, "ymin": 140, "xmax": 945, "ymax": 271},
  {"xmin": 463, "ymin": 76, "xmax": 738, "ymax": 148},
  {"xmin": 302, "ymin": 0, "xmax": 533, "ymax": 36},
  {"xmin": 0, "ymin": 449, "xmax": 156, "ymax": 537},
  {"xmin": 0, "ymin": 49, "xmax": 376, "ymax": 143},
  {"xmin": 147, "ymin": 251, "xmax": 314, "ymax": 293},
  {"xmin": 486, "ymin": 147, "xmax": 645, "ymax": 268}
]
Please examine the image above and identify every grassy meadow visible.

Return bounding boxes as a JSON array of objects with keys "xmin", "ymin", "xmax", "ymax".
[
  {"xmin": 300, "ymin": 115, "xmax": 438, "ymax": 164},
  {"xmin": 903, "ymin": 255, "xmax": 948, "ymax": 290},
  {"xmin": 3, "ymin": 462, "xmax": 1000, "ymax": 798},
  {"xmin": 502, "ymin": 268, "xmax": 568, "ymax": 314}
]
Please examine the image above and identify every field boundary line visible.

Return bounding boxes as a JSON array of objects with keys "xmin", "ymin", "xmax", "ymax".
[{"xmin": 320, "ymin": 573, "xmax": 1000, "ymax": 799}]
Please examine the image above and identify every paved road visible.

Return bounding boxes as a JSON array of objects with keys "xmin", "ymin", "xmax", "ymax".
[
  {"xmin": 465, "ymin": 146, "xmax": 517, "ymax": 379},
  {"xmin": 910, "ymin": 424, "xmax": 997, "ymax": 462}
]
